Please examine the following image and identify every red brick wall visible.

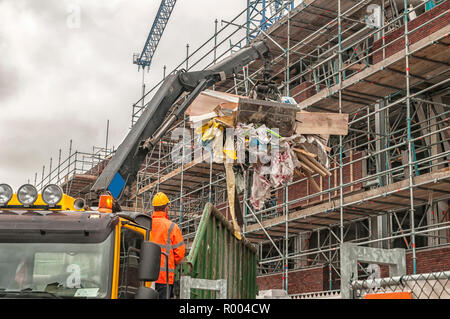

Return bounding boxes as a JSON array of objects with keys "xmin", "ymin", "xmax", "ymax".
[
  {"xmin": 216, "ymin": 201, "xmax": 229, "ymax": 219},
  {"xmin": 290, "ymin": 82, "xmax": 326, "ymax": 103},
  {"xmin": 278, "ymin": 151, "xmax": 363, "ymax": 211},
  {"xmin": 257, "ymin": 246, "xmax": 450, "ymax": 294},
  {"xmin": 378, "ymin": 246, "xmax": 450, "ymax": 277},
  {"xmin": 216, "ymin": 195, "xmax": 245, "ymax": 222},
  {"xmin": 372, "ymin": 2, "xmax": 450, "ymax": 64},
  {"xmin": 216, "ymin": 152, "xmax": 364, "ymax": 220},
  {"xmin": 84, "ymin": 158, "xmax": 110, "ymax": 176},
  {"xmin": 256, "ymin": 266, "xmax": 328, "ymax": 294},
  {"xmin": 406, "ymin": 246, "xmax": 450, "ymax": 274}
]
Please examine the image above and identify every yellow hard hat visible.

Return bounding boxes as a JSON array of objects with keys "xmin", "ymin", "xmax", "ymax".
[{"xmin": 152, "ymin": 192, "xmax": 170, "ymax": 207}]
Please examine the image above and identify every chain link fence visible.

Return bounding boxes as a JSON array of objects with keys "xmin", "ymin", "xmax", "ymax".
[{"xmin": 351, "ymin": 271, "xmax": 450, "ymax": 299}]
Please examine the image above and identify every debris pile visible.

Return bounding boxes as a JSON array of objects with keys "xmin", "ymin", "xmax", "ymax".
[{"xmin": 187, "ymin": 90, "xmax": 348, "ymax": 214}]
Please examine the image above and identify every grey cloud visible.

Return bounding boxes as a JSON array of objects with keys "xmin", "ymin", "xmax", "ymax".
[
  {"xmin": 0, "ymin": 116, "xmax": 100, "ymax": 188},
  {"xmin": 0, "ymin": 0, "xmax": 245, "ymax": 190},
  {"xmin": 0, "ymin": 65, "xmax": 19, "ymax": 103}
]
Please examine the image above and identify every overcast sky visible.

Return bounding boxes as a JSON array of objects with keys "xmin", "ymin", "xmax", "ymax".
[{"xmin": 0, "ymin": 0, "xmax": 249, "ymax": 190}]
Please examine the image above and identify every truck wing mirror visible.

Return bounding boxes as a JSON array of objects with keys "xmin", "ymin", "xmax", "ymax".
[
  {"xmin": 138, "ymin": 241, "xmax": 161, "ymax": 282},
  {"xmin": 117, "ymin": 212, "xmax": 152, "ymax": 231},
  {"xmin": 135, "ymin": 214, "xmax": 152, "ymax": 231},
  {"xmin": 135, "ymin": 286, "xmax": 159, "ymax": 299}
]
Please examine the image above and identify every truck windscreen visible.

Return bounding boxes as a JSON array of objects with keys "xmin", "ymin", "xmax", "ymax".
[{"xmin": 0, "ymin": 231, "xmax": 114, "ymax": 299}]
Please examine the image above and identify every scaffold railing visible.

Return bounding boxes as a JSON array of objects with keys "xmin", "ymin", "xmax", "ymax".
[
  {"xmin": 32, "ymin": 144, "xmax": 114, "ymax": 198},
  {"xmin": 130, "ymin": 0, "xmax": 450, "ymax": 293}
]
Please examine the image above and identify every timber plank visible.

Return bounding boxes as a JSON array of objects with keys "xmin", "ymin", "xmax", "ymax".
[{"xmin": 295, "ymin": 111, "xmax": 349, "ymax": 135}]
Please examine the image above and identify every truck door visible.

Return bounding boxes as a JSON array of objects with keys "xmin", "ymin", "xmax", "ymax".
[{"xmin": 117, "ymin": 225, "xmax": 144, "ymax": 299}]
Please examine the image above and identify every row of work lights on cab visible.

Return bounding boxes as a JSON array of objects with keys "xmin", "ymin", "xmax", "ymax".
[{"xmin": 0, "ymin": 183, "xmax": 86, "ymax": 210}]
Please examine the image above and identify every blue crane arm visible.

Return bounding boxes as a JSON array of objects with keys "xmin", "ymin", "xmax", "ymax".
[{"xmin": 136, "ymin": 0, "xmax": 177, "ymax": 69}]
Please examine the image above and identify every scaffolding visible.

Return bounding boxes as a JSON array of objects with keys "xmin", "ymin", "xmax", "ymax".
[
  {"xmin": 129, "ymin": 0, "xmax": 450, "ymax": 293},
  {"xmin": 32, "ymin": 140, "xmax": 114, "ymax": 203}
]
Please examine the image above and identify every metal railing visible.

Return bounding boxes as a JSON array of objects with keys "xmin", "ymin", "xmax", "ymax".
[
  {"xmin": 33, "ymin": 145, "xmax": 114, "ymax": 196},
  {"xmin": 351, "ymin": 271, "xmax": 450, "ymax": 299}
]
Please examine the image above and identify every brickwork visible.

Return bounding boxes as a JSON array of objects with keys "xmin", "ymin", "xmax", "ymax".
[
  {"xmin": 215, "ymin": 152, "xmax": 363, "ymax": 222},
  {"xmin": 375, "ymin": 246, "xmax": 450, "ymax": 278},
  {"xmin": 276, "ymin": 151, "xmax": 363, "ymax": 211},
  {"xmin": 290, "ymin": 82, "xmax": 326, "ymax": 104},
  {"xmin": 372, "ymin": 2, "xmax": 450, "ymax": 64},
  {"xmin": 256, "ymin": 266, "xmax": 328, "ymax": 294},
  {"xmin": 256, "ymin": 246, "xmax": 450, "ymax": 294},
  {"xmin": 406, "ymin": 246, "xmax": 450, "ymax": 275}
]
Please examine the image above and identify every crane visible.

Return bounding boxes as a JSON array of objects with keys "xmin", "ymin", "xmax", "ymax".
[
  {"xmin": 133, "ymin": 0, "xmax": 178, "ymax": 70},
  {"xmin": 92, "ymin": 41, "xmax": 270, "ymax": 199}
]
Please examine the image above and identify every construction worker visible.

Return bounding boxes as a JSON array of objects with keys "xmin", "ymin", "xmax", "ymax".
[{"xmin": 150, "ymin": 192, "xmax": 185, "ymax": 299}]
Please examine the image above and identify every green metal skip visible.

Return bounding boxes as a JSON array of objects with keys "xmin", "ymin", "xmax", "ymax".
[{"xmin": 179, "ymin": 203, "xmax": 258, "ymax": 298}]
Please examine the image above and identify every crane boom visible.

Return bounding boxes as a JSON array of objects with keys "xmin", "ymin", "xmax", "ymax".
[
  {"xmin": 134, "ymin": 0, "xmax": 177, "ymax": 69},
  {"xmin": 92, "ymin": 41, "xmax": 270, "ymax": 199}
]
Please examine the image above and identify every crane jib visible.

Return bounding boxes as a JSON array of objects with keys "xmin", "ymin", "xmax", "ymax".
[
  {"xmin": 135, "ymin": 0, "xmax": 178, "ymax": 69},
  {"xmin": 91, "ymin": 41, "xmax": 270, "ymax": 198}
]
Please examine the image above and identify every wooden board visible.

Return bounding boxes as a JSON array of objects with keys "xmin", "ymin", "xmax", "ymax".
[{"xmin": 295, "ymin": 111, "xmax": 349, "ymax": 135}]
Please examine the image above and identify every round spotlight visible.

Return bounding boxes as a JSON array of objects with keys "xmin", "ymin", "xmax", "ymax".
[
  {"xmin": 17, "ymin": 184, "xmax": 38, "ymax": 206},
  {"xmin": 0, "ymin": 184, "xmax": 13, "ymax": 205},
  {"xmin": 42, "ymin": 184, "xmax": 63, "ymax": 206},
  {"xmin": 73, "ymin": 198, "xmax": 85, "ymax": 210}
]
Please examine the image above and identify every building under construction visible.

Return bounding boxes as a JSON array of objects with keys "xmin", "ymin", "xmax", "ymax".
[{"xmin": 34, "ymin": 0, "xmax": 450, "ymax": 298}]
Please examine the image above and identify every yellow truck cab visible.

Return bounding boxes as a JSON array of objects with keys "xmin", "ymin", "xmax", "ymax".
[{"xmin": 0, "ymin": 183, "xmax": 161, "ymax": 299}]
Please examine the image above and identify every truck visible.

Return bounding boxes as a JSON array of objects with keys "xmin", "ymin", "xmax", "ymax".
[
  {"xmin": 0, "ymin": 183, "xmax": 161, "ymax": 299},
  {"xmin": 0, "ymin": 41, "xmax": 270, "ymax": 299}
]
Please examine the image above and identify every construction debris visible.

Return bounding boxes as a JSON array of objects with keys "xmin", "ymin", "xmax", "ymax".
[
  {"xmin": 186, "ymin": 89, "xmax": 239, "ymax": 124},
  {"xmin": 190, "ymin": 96, "xmax": 349, "ymax": 212},
  {"xmin": 236, "ymin": 98, "xmax": 298, "ymax": 137}
]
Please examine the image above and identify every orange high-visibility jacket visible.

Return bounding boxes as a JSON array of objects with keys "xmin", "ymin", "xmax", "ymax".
[{"xmin": 150, "ymin": 211, "xmax": 186, "ymax": 285}]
